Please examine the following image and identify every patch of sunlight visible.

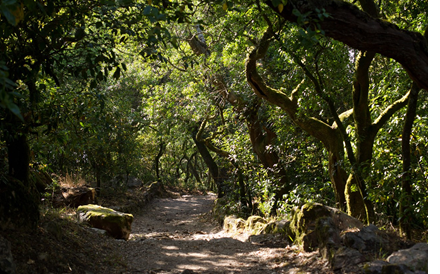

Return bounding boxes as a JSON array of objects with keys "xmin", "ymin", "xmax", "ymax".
[{"xmin": 162, "ymin": 245, "xmax": 179, "ymax": 250}]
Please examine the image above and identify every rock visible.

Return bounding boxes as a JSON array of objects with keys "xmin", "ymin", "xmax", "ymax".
[
  {"xmin": 223, "ymin": 216, "xmax": 246, "ymax": 233},
  {"xmin": 332, "ymin": 246, "xmax": 364, "ymax": 272},
  {"xmin": 181, "ymin": 270, "xmax": 197, "ymax": 274},
  {"xmin": 77, "ymin": 204, "xmax": 134, "ymax": 240},
  {"xmin": 363, "ymin": 260, "xmax": 390, "ymax": 274},
  {"xmin": 244, "ymin": 216, "xmax": 266, "ymax": 235},
  {"xmin": 145, "ymin": 181, "xmax": 167, "ymax": 203},
  {"xmin": 381, "ymin": 264, "xmax": 416, "ymax": 274},
  {"xmin": 290, "ymin": 203, "xmax": 357, "ymax": 252},
  {"xmin": 263, "ymin": 220, "xmax": 291, "ymax": 235},
  {"xmin": 0, "ymin": 235, "xmax": 16, "ymax": 274},
  {"xmin": 361, "ymin": 243, "xmax": 428, "ymax": 274},
  {"xmin": 342, "ymin": 225, "xmax": 389, "ymax": 254},
  {"xmin": 53, "ymin": 186, "xmax": 96, "ymax": 208},
  {"xmin": 387, "ymin": 243, "xmax": 428, "ymax": 272},
  {"xmin": 316, "ymin": 217, "xmax": 341, "ymax": 262}
]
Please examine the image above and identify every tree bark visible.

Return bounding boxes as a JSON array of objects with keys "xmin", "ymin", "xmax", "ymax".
[
  {"xmin": 191, "ymin": 129, "xmax": 226, "ymax": 198},
  {"xmin": 265, "ymin": 0, "xmax": 427, "ymax": 90},
  {"xmin": 400, "ymin": 83, "xmax": 421, "ymax": 239},
  {"xmin": 154, "ymin": 140, "xmax": 166, "ymax": 182},
  {"xmin": 210, "ymin": 73, "xmax": 289, "ymax": 212},
  {"xmin": 245, "ymin": 26, "xmax": 349, "ymax": 211},
  {"xmin": 7, "ymin": 134, "xmax": 30, "ymax": 186}
]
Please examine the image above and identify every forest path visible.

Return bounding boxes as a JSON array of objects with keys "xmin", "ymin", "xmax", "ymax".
[{"xmin": 115, "ymin": 193, "xmax": 325, "ymax": 274}]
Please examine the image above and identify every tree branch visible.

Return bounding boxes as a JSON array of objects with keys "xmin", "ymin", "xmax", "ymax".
[
  {"xmin": 371, "ymin": 89, "xmax": 410, "ymax": 135},
  {"xmin": 265, "ymin": 0, "xmax": 427, "ymax": 90}
]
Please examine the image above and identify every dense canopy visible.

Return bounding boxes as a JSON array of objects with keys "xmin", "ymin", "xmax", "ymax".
[{"xmin": 0, "ymin": 0, "xmax": 428, "ymax": 240}]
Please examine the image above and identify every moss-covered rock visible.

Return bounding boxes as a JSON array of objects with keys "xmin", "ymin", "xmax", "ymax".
[
  {"xmin": 77, "ymin": 205, "xmax": 133, "ymax": 240},
  {"xmin": 244, "ymin": 216, "xmax": 266, "ymax": 235},
  {"xmin": 290, "ymin": 203, "xmax": 334, "ymax": 251},
  {"xmin": 289, "ymin": 203, "xmax": 364, "ymax": 253},
  {"xmin": 223, "ymin": 215, "xmax": 246, "ymax": 233}
]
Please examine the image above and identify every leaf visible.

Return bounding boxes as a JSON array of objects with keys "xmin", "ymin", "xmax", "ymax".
[
  {"xmin": 0, "ymin": 6, "xmax": 17, "ymax": 26},
  {"xmin": 278, "ymin": 4, "xmax": 283, "ymax": 13},
  {"xmin": 5, "ymin": 99, "xmax": 24, "ymax": 122},
  {"xmin": 222, "ymin": 3, "xmax": 227, "ymax": 11},
  {"xmin": 10, "ymin": 3, "xmax": 24, "ymax": 24},
  {"xmin": 75, "ymin": 28, "xmax": 86, "ymax": 40},
  {"xmin": 113, "ymin": 67, "xmax": 121, "ymax": 79}
]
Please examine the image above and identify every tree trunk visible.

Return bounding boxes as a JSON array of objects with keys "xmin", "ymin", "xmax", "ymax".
[
  {"xmin": 7, "ymin": 134, "xmax": 30, "ymax": 186},
  {"xmin": 245, "ymin": 101, "xmax": 288, "ymax": 214},
  {"xmin": 4, "ymin": 127, "xmax": 39, "ymax": 229},
  {"xmin": 400, "ymin": 83, "xmax": 421, "ymax": 239},
  {"xmin": 155, "ymin": 140, "xmax": 166, "ymax": 182},
  {"xmin": 245, "ymin": 26, "xmax": 349, "ymax": 211},
  {"xmin": 191, "ymin": 130, "xmax": 226, "ymax": 198},
  {"xmin": 187, "ymin": 153, "xmax": 202, "ymax": 185}
]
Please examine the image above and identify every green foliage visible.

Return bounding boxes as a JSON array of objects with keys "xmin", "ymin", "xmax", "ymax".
[{"xmin": 0, "ymin": 0, "xmax": 427, "ymax": 234}]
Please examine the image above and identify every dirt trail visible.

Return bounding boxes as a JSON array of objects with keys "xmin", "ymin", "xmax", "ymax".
[{"xmin": 115, "ymin": 193, "xmax": 330, "ymax": 274}]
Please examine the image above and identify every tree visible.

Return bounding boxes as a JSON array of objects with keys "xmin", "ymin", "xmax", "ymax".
[{"xmin": 243, "ymin": 0, "xmax": 426, "ymax": 221}]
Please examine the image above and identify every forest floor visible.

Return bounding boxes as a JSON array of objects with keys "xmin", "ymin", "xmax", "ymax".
[
  {"xmin": 2, "ymin": 190, "xmax": 333, "ymax": 274},
  {"xmin": 116, "ymin": 192, "xmax": 332, "ymax": 274}
]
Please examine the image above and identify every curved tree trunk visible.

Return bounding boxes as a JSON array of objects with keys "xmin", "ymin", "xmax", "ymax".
[{"xmin": 245, "ymin": 26, "xmax": 349, "ymax": 211}]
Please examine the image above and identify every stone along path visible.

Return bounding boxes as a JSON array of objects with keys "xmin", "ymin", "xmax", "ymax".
[{"xmin": 116, "ymin": 193, "xmax": 328, "ymax": 274}]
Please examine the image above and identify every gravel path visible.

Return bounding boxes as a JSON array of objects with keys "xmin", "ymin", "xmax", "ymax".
[{"xmin": 115, "ymin": 193, "xmax": 330, "ymax": 274}]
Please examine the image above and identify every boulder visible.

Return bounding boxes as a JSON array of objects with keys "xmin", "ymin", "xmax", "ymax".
[
  {"xmin": 342, "ymin": 225, "xmax": 389, "ymax": 254},
  {"xmin": 363, "ymin": 260, "xmax": 425, "ymax": 274},
  {"xmin": 332, "ymin": 246, "xmax": 364, "ymax": 272},
  {"xmin": 387, "ymin": 243, "xmax": 428, "ymax": 272},
  {"xmin": 53, "ymin": 186, "xmax": 95, "ymax": 208},
  {"xmin": 0, "ymin": 235, "xmax": 16, "ymax": 274},
  {"xmin": 77, "ymin": 205, "xmax": 134, "ymax": 240},
  {"xmin": 289, "ymin": 203, "xmax": 362, "ymax": 252}
]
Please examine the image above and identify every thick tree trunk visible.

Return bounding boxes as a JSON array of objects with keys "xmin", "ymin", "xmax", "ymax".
[
  {"xmin": 7, "ymin": 134, "xmax": 30, "ymax": 186},
  {"xmin": 3, "ymin": 127, "xmax": 39, "ymax": 229},
  {"xmin": 266, "ymin": 0, "xmax": 427, "ymax": 90}
]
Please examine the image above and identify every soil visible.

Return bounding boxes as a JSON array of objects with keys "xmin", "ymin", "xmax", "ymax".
[
  {"xmin": 116, "ymin": 192, "xmax": 332, "ymax": 274},
  {"xmin": 3, "ymin": 191, "xmax": 332, "ymax": 274}
]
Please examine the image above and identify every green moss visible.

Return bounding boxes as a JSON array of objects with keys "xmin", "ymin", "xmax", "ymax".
[
  {"xmin": 289, "ymin": 203, "xmax": 332, "ymax": 250},
  {"xmin": 223, "ymin": 216, "xmax": 246, "ymax": 233}
]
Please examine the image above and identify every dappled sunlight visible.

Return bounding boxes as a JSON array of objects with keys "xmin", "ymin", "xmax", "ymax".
[{"xmin": 118, "ymin": 195, "xmax": 296, "ymax": 273}]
